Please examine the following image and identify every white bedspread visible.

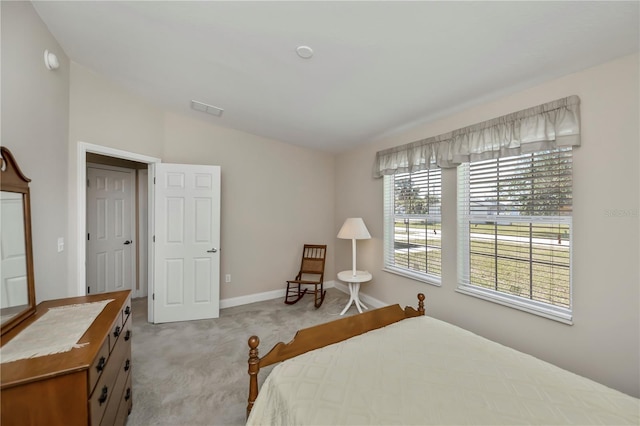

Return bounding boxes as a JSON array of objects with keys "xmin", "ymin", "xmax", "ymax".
[{"xmin": 247, "ymin": 316, "xmax": 639, "ymax": 425}]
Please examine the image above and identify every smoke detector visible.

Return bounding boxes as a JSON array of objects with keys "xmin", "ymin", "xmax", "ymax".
[
  {"xmin": 296, "ymin": 45, "xmax": 314, "ymax": 59},
  {"xmin": 44, "ymin": 49, "xmax": 59, "ymax": 70}
]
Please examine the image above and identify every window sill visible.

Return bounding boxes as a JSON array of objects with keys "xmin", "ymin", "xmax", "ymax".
[
  {"xmin": 383, "ymin": 266, "xmax": 442, "ymax": 287},
  {"xmin": 456, "ymin": 285, "xmax": 573, "ymax": 325}
]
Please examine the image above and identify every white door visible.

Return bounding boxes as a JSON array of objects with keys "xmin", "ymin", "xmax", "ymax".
[
  {"xmin": 153, "ymin": 163, "xmax": 221, "ymax": 323},
  {"xmin": 86, "ymin": 165, "xmax": 136, "ymax": 295}
]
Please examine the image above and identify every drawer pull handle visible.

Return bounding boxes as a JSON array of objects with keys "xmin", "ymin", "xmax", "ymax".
[
  {"xmin": 124, "ymin": 330, "xmax": 132, "ymax": 341},
  {"xmin": 96, "ymin": 356, "xmax": 106, "ymax": 372},
  {"xmin": 125, "ymin": 388, "xmax": 132, "ymax": 401},
  {"xmin": 113, "ymin": 325, "xmax": 121, "ymax": 338},
  {"xmin": 98, "ymin": 386, "xmax": 109, "ymax": 405},
  {"xmin": 125, "ymin": 306, "xmax": 131, "ymax": 315},
  {"xmin": 124, "ymin": 359, "xmax": 131, "ymax": 372}
]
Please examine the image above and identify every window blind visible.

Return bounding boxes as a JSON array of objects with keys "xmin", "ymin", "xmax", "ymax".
[
  {"xmin": 384, "ymin": 168, "xmax": 442, "ymax": 283},
  {"xmin": 458, "ymin": 148, "xmax": 573, "ymax": 321}
]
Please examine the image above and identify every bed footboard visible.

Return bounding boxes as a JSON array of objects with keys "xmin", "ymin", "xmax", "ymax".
[{"xmin": 247, "ymin": 293, "xmax": 425, "ymax": 418}]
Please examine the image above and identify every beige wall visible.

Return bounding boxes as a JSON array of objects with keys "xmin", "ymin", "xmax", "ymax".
[
  {"xmin": 67, "ymin": 63, "xmax": 166, "ymax": 296},
  {"xmin": 335, "ymin": 53, "xmax": 640, "ymax": 397},
  {"xmin": 68, "ymin": 63, "xmax": 335, "ymax": 301},
  {"xmin": 1, "ymin": 1, "xmax": 70, "ymax": 302},
  {"xmin": 69, "ymin": 64, "xmax": 166, "ymax": 158},
  {"xmin": 162, "ymin": 113, "xmax": 335, "ymax": 298},
  {"xmin": 5, "ymin": 1, "xmax": 336, "ymax": 303}
]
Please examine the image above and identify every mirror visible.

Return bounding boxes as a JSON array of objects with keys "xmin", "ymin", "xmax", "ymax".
[{"xmin": 0, "ymin": 147, "xmax": 36, "ymax": 336}]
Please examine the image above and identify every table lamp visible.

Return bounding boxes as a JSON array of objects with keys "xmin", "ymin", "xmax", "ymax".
[{"xmin": 337, "ymin": 218, "xmax": 371, "ymax": 277}]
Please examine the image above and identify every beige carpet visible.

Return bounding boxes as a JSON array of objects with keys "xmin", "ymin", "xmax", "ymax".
[{"xmin": 127, "ymin": 288, "xmax": 353, "ymax": 426}]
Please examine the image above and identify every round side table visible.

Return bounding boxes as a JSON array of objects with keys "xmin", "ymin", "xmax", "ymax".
[{"xmin": 337, "ymin": 270, "xmax": 372, "ymax": 315}]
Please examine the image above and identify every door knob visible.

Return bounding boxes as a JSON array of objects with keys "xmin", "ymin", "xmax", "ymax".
[
  {"xmin": 207, "ymin": 248, "xmax": 218, "ymax": 253},
  {"xmin": 124, "ymin": 240, "xmax": 132, "ymax": 245}
]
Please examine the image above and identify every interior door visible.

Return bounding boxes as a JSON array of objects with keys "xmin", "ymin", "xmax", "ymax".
[
  {"xmin": 86, "ymin": 165, "xmax": 135, "ymax": 294},
  {"xmin": 152, "ymin": 163, "xmax": 221, "ymax": 323}
]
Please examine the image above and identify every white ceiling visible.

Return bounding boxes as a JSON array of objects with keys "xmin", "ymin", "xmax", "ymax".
[{"xmin": 33, "ymin": 1, "xmax": 639, "ymax": 153}]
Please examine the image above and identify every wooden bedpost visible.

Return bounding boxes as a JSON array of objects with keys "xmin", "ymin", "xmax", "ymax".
[
  {"xmin": 417, "ymin": 293, "xmax": 425, "ymax": 315},
  {"xmin": 247, "ymin": 336, "xmax": 260, "ymax": 418}
]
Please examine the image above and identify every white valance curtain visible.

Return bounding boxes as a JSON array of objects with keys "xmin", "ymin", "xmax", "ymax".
[{"xmin": 374, "ymin": 95, "xmax": 581, "ymax": 177}]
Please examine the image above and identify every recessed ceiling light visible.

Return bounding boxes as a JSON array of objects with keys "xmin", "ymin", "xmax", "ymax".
[
  {"xmin": 191, "ymin": 100, "xmax": 224, "ymax": 117},
  {"xmin": 296, "ymin": 45, "xmax": 313, "ymax": 59}
]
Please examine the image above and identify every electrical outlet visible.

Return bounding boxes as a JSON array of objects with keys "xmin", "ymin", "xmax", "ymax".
[
  {"xmin": 57, "ymin": 237, "xmax": 64, "ymax": 252},
  {"xmin": 225, "ymin": 274, "xmax": 231, "ymax": 283}
]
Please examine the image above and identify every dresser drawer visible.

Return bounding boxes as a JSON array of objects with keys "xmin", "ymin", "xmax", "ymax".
[
  {"xmin": 102, "ymin": 354, "xmax": 131, "ymax": 426},
  {"xmin": 88, "ymin": 338, "xmax": 110, "ymax": 397},
  {"xmin": 90, "ymin": 318, "xmax": 132, "ymax": 425},
  {"xmin": 109, "ymin": 314, "xmax": 124, "ymax": 353},
  {"xmin": 100, "ymin": 346, "xmax": 132, "ymax": 426},
  {"xmin": 122, "ymin": 297, "xmax": 132, "ymax": 327},
  {"xmin": 110, "ymin": 374, "xmax": 133, "ymax": 426}
]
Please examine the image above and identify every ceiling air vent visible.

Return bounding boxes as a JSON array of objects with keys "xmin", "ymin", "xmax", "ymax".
[{"xmin": 191, "ymin": 100, "xmax": 224, "ymax": 117}]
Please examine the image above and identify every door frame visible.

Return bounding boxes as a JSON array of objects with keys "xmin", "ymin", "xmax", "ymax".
[
  {"xmin": 138, "ymin": 169, "xmax": 149, "ymax": 298},
  {"xmin": 76, "ymin": 142, "xmax": 161, "ymax": 300}
]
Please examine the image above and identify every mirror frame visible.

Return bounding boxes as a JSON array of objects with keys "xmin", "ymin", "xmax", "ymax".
[{"xmin": 0, "ymin": 146, "xmax": 36, "ymax": 336}]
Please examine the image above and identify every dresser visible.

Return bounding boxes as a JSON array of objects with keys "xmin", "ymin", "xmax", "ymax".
[{"xmin": 0, "ymin": 290, "xmax": 133, "ymax": 425}]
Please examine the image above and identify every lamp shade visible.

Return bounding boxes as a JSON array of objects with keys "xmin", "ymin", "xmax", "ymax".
[{"xmin": 337, "ymin": 218, "xmax": 371, "ymax": 240}]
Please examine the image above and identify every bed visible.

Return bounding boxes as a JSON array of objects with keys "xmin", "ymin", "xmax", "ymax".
[{"xmin": 246, "ymin": 294, "xmax": 639, "ymax": 425}]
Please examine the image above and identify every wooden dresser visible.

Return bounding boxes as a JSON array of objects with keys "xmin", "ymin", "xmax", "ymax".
[{"xmin": 0, "ymin": 290, "xmax": 133, "ymax": 426}]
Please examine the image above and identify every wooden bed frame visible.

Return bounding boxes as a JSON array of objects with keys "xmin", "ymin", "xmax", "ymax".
[{"xmin": 247, "ymin": 293, "xmax": 425, "ymax": 417}]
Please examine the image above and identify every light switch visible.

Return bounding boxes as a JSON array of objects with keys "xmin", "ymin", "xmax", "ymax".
[{"xmin": 57, "ymin": 237, "xmax": 64, "ymax": 252}]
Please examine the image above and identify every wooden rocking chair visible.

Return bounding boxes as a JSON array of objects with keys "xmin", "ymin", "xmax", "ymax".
[{"xmin": 284, "ymin": 244, "xmax": 327, "ymax": 308}]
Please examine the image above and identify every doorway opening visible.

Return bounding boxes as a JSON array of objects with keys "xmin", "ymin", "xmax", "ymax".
[
  {"xmin": 86, "ymin": 156, "xmax": 145, "ymax": 298},
  {"xmin": 75, "ymin": 142, "xmax": 160, "ymax": 302}
]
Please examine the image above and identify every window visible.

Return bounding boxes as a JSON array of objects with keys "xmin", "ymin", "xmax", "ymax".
[
  {"xmin": 457, "ymin": 148, "xmax": 573, "ymax": 323},
  {"xmin": 384, "ymin": 168, "xmax": 442, "ymax": 284},
  {"xmin": 375, "ymin": 96, "xmax": 579, "ymax": 321}
]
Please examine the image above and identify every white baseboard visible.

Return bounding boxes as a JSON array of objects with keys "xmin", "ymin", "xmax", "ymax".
[
  {"xmin": 220, "ymin": 280, "xmax": 336, "ymax": 309},
  {"xmin": 332, "ymin": 281, "xmax": 387, "ymax": 309}
]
